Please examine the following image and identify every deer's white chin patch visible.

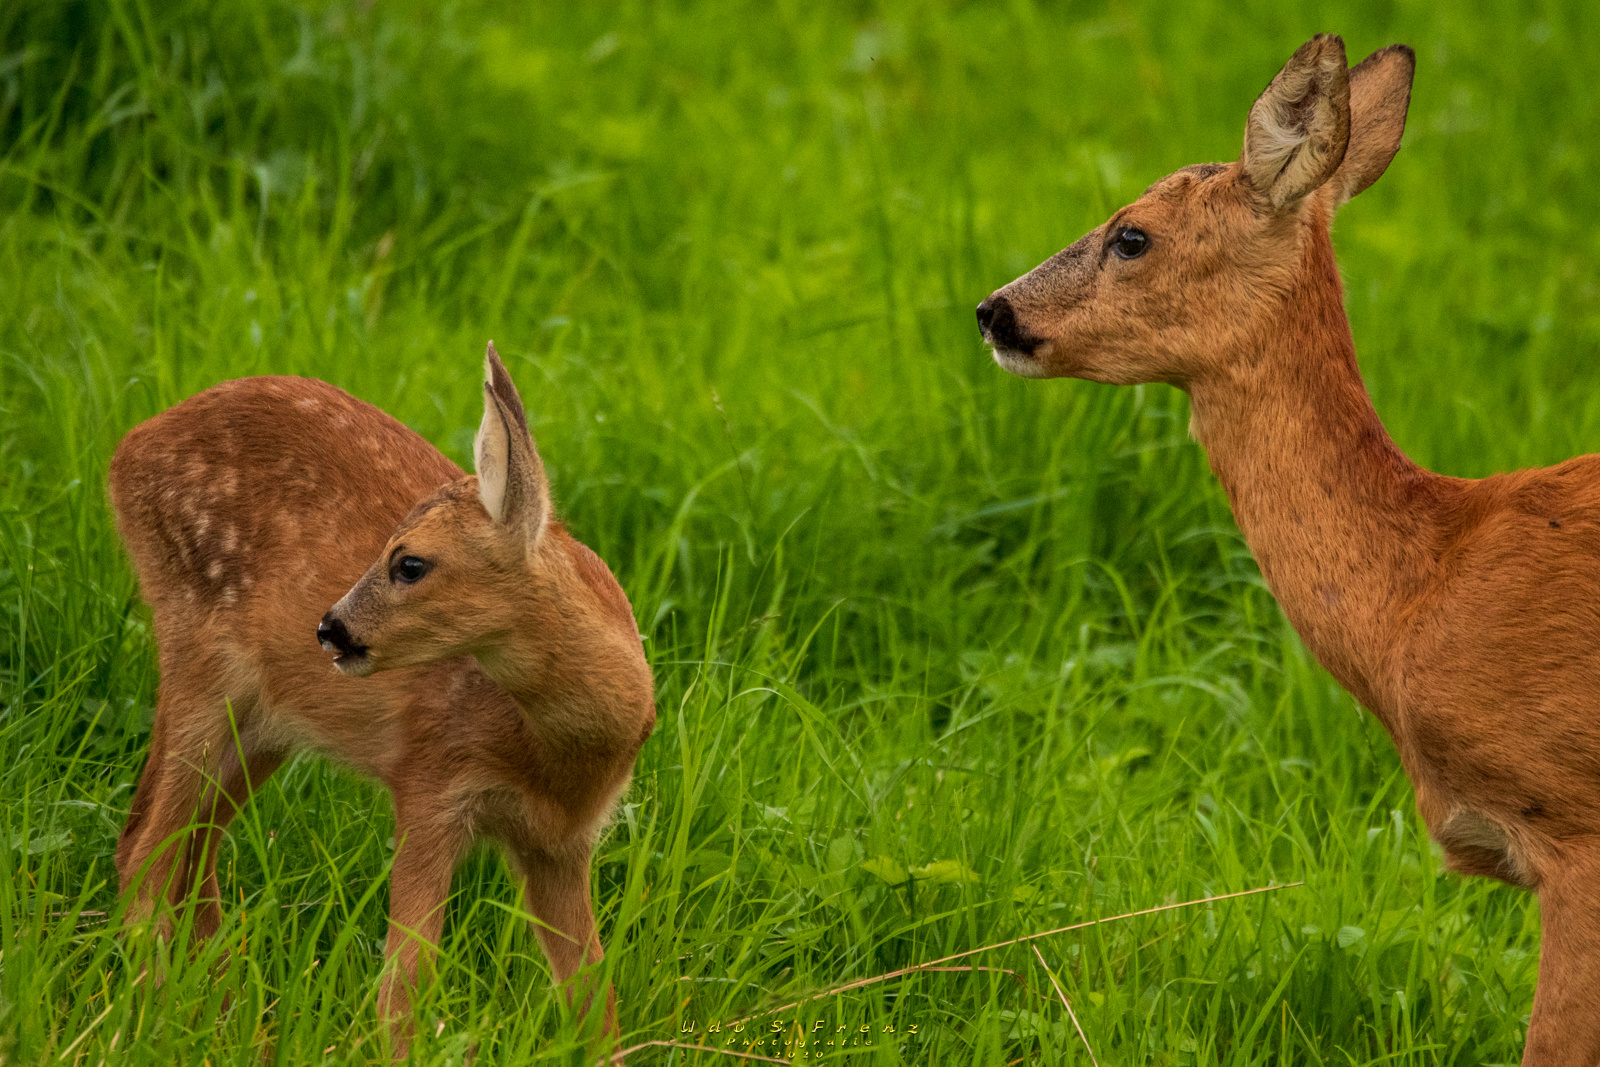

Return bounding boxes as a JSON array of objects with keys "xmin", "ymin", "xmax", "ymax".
[{"xmin": 990, "ymin": 342, "xmax": 1054, "ymax": 379}]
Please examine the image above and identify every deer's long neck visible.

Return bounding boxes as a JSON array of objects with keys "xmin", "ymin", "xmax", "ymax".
[{"xmin": 1187, "ymin": 227, "xmax": 1451, "ymax": 727}]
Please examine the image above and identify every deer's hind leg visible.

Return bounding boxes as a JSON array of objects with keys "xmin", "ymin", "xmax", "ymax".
[{"xmin": 117, "ymin": 639, "xmax": 281, "ymax": 941}]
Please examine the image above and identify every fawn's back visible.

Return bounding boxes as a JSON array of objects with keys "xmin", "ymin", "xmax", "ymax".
[
  {"xmin": 109, "ymin": 374, "xmax": 643, "ymax": 816},
  {"xmin": 111, "ymin": 377, "xmax": 462, "ymax": 770}
]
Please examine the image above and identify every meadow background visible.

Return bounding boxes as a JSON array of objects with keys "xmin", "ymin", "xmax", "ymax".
[{"xmin": 2, "ymin": 1, "xmax": 1597, "ymax": 1063}]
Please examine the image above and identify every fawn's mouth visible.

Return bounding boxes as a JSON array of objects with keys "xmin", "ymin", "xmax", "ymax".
[{"xmin": 331, "ymin": 649, "xmax": 375, "ymax": 677}]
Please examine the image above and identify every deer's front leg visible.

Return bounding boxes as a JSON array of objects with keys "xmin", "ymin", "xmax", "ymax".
[
  {"xmin": 516, "ymin": 842, "xmax": 616, "ymax": 1040},
  {"xmin": 1525, "ymin": 852, "xmax": 1600, "ymax": 1066},
  {"xmin": 379, "ymin": 810, "xmax": 467, "ymax": 1056}
]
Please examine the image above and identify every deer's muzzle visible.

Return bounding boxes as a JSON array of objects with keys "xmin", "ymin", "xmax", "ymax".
[{"xmin": 976, "ymin": 294, "xmax": 1039, "ymax": 355}]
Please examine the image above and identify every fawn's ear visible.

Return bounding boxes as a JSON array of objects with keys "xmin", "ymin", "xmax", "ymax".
[
  {"xmin": 474, "ymin": 342, "xmax": 550, "ymax": 547},
  {"xmin": 1322, "ymin": 44, "xmax": 1414, "ymax": 208},
  {"xmin": 1241, "ymin": 34, "xmax": 1351, "ymax": 211}
]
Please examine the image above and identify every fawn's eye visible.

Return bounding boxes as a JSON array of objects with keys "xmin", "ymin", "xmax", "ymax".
[
  {"xmin": 391, "ymin": 556, "xmax": 432, "ymax": 584},
  {"xmin": 1111, "ymin": 227, "xmax": 1149, "ymax": 260}
]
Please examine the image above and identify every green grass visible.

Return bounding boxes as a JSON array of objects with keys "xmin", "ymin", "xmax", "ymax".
[{"xmin": 2, "ymin": 0, "xmax": 1596, "ymax": 1062}]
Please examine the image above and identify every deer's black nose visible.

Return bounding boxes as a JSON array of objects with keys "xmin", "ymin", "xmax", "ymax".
[
  {"xmin": 977, "ymin": 295, "xmax": 1031, "ymax": 352},
  {"xmin": 976, "ymin": 296, "xmax": 999, "ymax": 332},
  {"xmin": 317, "ymin": 613, "xmax": 361, "ymax": 656}
]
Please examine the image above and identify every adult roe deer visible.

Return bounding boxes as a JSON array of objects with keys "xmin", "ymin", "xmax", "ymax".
[
  {"xmin": 979, "ymin": 35, "xmax": 1599, "ymax": 1063},
  {"xmin": 109, "ymin": 344, "xmax": 654, "ymax": 1052}
]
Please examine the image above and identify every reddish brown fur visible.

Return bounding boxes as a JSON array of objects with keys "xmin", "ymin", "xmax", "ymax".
[
  {"xmin": 109, "ymin": 365, "xmax": 654, "ymax": 1054},
  {"xmin": 981, "ymin": 36, "xmax": 1600, "ymax": 1063}
]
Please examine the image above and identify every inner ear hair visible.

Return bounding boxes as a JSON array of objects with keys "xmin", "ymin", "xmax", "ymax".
[
  {"xmin": 1242, "ymin": 34, "xmax": 1351, "ymax": 210},
  {"xmin": 474, "ymin": 382, "xmax": 510, "ymax": 522},
  {"xmin": 476, "ymin": 341, "xmax": 550, "ymax": 540}
]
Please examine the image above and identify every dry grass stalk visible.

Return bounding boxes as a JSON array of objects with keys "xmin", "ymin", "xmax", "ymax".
[
  {"xmin": 1031, "ymin": 943, "xmax": 1099, "ymax": 1067},
  {"xmin": 733, "ymin": 881, "xmax": 1301, "ymax": 1023}
]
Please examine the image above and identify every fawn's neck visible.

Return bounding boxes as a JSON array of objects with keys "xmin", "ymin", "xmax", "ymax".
[
  {"xmin": 1186, "ymin": 227, "xmax": 1450, "ymax": 726},
  {"xmin": 477, "ymin": 544, "xmax": 652, "ymax": 784}
]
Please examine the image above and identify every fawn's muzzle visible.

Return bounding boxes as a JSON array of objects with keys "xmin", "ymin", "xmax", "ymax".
[{"xmin": 317, "ymin": 613, "xmax": 367, "ymax": 659}]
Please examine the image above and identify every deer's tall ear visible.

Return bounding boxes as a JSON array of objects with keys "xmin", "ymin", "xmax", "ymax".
[
  {"xmin": 473, "ymin": 342, "xmax": 550, "ymax": 548},
  {"xmin": 1322, "ymin": 44, "xmax": 1414, "ymax": 208},
  {"xmin": 1241, "ymin": 34, "xmax": 1351, "ymax": 211}
]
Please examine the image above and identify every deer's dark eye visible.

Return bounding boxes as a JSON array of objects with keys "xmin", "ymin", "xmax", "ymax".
[
  {"xmin": 1111, "ymin": 227, "xmax": 1149, "ymax": 260},
  {"xmin": 391, "ymin": 556, "xmax": 432, "ymax": 584}
]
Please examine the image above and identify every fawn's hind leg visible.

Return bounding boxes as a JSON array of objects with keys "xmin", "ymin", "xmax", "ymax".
[{"xmin": 117, "ymin": 647, "xmax": 279, "ymax": 940}]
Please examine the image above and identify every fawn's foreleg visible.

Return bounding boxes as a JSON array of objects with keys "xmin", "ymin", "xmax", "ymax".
[
  {"xmin": 379, "ymin": 808, "xmax": 468, "ymax": 1055},
  {"xmin": 517, "ymin": 842, "xmax": 616, "ymax": 1039}
]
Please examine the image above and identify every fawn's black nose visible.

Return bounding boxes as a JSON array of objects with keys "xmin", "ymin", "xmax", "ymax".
[
  {"xmin": 318, "ymin": 613, "xmax": 361, "ymax": 656},
  {"xmin": 976, "ymin": 295, "xmax": 1031, "ymax": 352}
]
